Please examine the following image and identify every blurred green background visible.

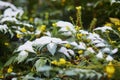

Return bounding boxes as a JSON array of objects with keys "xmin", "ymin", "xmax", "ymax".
[{"xmin": 3, "ymin": 0, "xmax": 120, "ymax": 27}]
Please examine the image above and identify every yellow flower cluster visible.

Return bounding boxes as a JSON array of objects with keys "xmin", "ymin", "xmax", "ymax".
[
  {"xmin": 75, "ymin": 26, "xmax": 81, "ymax": 31},
  {"xmin": 38, "ymin": 25, "xmax": 46, "ymax": 32},
  {"xmin": 105, "ymin": 62, "xmax": 115, "ymax": 78},
  {"xmin": 51, "ymin": 58, "xmax": 71, "ymax": 66},
  {"xmin": 76, "ymin": 33, "xmax": 83, "ymax": 40}
]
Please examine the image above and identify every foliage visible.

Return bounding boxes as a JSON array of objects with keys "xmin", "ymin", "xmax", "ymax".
[{"xmin": 0, "ymin": 0, "xmax": 120, "ymax": 80}]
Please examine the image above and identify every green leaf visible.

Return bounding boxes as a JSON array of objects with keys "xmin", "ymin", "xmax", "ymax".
[
  {"xmin": 34, "ymin": 58, "xmax": 47, "ymax": 72},
  {"xmin": 47, "ymin": 43, "xmax": 57, "ymax": 56},
  {"xmin": 4, "ymin": 55, "xmax": 17, "ymax": 67}
]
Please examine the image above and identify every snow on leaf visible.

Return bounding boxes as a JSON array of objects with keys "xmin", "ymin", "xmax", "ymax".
[
  {"xmin": 95, "ymin": 43, "xmax": 106, "ymax": 47},
  {"xmin": 102, "ymin": 47, "xmax": 110, "ymax": 53},
  {"xmin": 67, "ymin": 49, "xmax": 74, "ymax": 56},
  {"xmin": 96, "ymin": 51, "xmax": 103, "ymax": 59},
  {"xmin": 76, "ymin": 42, "xmax": 86, "ymax": 49},
  {"xmin": 94, "ymin": 26, "xmax": 112, "ymax": 32},
  {"xmin": 34, "ymin": 59, "xmax": 47, "ymax": 72},
  {"xmin": 3, "ymin": 8, "xmax": 23, "ymax": 18},
  {"xmin": 58, "ymin": 47, "xmax": 70, "ymax": 57},
  {"xmin": 106, "ymin": 55, "xmax": 113, "ymax": 61},
  {"xmin": 0, "ymin": 24, "xmax": 8, "ymax": 33},
  {"xmin": 17, "ymin": 41, "xmax": 35, "ymax": 53},
  {"xmin": 0, "ymin": 17, "xmax": 18, "ymax": 23},
  {"xmin": 47, "ymin": 43, "xmax": 57, "ymax": 55},
  {"xmin": 87, "ymin": 47, "xmax": 95, "ymax": 53},
  {"xmin": 16, "ymin": 51, "xmax": 28, "ymax": 63},
  {"xmin": 111, "ymin": 48, "xmax": 118, "ymax": 54},
  {"xmin": 0, "ymin": 1, "xmax": 17, "ymax": 10}
]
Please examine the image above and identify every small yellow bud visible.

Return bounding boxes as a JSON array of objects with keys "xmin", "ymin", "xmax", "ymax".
[
  {"xmin": 59, "ymin": 58, "xmax": 66, "ymax": 65},
  {"xmin": 4, "ymin": 42, "xmax": 9, "ymax": 46},
  {"xmin": 31, "ymin": 67, "xmax": 35, "ymax": 72},
  {"xmin": 76, "ymin": 56, "xmax": 80, "ymax": 60},
  {"xmin": 118, "ymin": 27, "xmax": 120, "ymax": 31},
  {"xmin": 104, "ymin": 23, "xmax": 112, "ymax": 27},
  {"xmin": 111, "ymin": 41, "xmax": 116, "ymax": 44},
  {"xmin": 67, "ymin": 61, "xmax": 71, "ymax": 65},
  {"xmin": 52, "ymin": 23, "xmax": 57, "ymax": 27},
  {"xmin": 21, "ymin": 27, "xmax": 27, "ymax": 32},
  {"xmin": 75, "ymin": 26, "xmax": 81, "ymax": 31},
  {"xmin": 76, "ymin": 33, "xmax": 83, "ymax": 39},
  {"xmin": 64, "ymin": 43, "xmax": 71, "ymax": 48},
  {"xmin": 7, "ymin": 66, "xmax": 13, "ymax": 73},
  {"xmin": 16, "ymin": 34, "xmax": 22, "ymax": 38},
  {"xmin": 78, "ymin": 50, "xmax": 83, "ymax": 54},
  {"xmin": 105, "ymin": 62, "xmax": 115, "ymax": 78},
  {"xmin": 51, "ymin": 60, "xmax": 58, "ymax": 65},
  {"xmin": 76, "ymin": 6, "xmax": 82, "ymax": 10}
]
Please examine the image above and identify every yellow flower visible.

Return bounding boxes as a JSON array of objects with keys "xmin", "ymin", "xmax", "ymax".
[
  {"xmin": 64, "ymin": 43, "xmax": 71, "ymax": 48},
  {"xmin": 4, "ymin": 42, "xmax": 9, "ymax": 46},
  {"xmin": 59, "ymin": 58, "xmax": 66, "ymax": 65},
  {"xmin": 21, "ymin": 27, "xmax": 27, "ymax": 32},
  {"xmin": 7, "ymin": 66, "xmax": 13, "ymax": 73},
  {"xmin": 16, "ymin": 33, "xmax": 22, "ymax": 38},
  {"xmin": 105, "ymin": 62, "xmax": 115, "ymax": 78},
  {"xmin": 76, "ymin": 6, "xmax": 82, "ymax": 10},
  {"xmin": 104, "ymin": 23, "xmax": 112, "ymax": 27},
  {"xmin": 78, "ymin": 50, "xmax": 83, "ymax": 54}
]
